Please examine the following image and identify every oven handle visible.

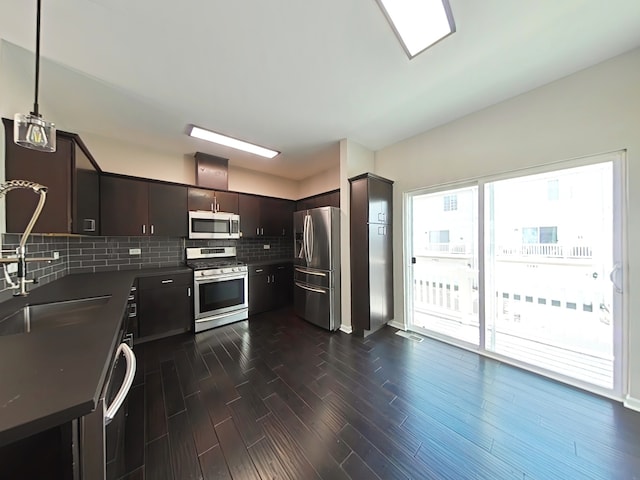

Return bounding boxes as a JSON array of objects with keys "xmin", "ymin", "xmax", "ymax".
[
  {"xmin": 196, "ymin": 309, "xmax": 244, "ymax": 322},
  {"xmin": 195, "ymin": 273, "xmax": 247, "ymax": 284},
  {"xmin": 104, "ymin": 343, "xmax": 136, "ymax": 426}
]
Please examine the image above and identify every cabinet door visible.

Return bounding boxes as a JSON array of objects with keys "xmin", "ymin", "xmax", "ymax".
[
  {"xmin": 101, "ymin": 176, "xmax": 149, "ymax": 236},
  {"xmin": 73, "ymin": 143, "xmax": 100, "ymax": 235},
  {"xmin": 274, "ymin": 263, "xmax": 293, "ymax": 308},
  {"xmin": 368, "ymin": 223, "xmax": 393, "ymax": 329},
  {"xmin": 188, "ymin": 187, "xmax": 216, "ymax": 211},
  {"xmin": 148, "ymin": 183, "xmax": 188, "ymax": 237},
  {"xmin": 138, "ymin": 283, "xmax": 192, "ymax": 338},
  {"xmin": 327, "ymin": 190, "xmax": 340, "ymax": 208},
  {"xmin": 4, "ymin": 132, "xmax": 72, "ymax": 234},
  {"xmin": 262, "ymin": 198, "xmax": 294, "ymax": 236},
  {"xmin": 249, "ymin": 272, "xmax": 272, "ymax": 315},
  {"xmin": 239, "ymin": 194, "xmax": 261, "ymax": 237},
  {"xmin": 368, "ymin": 177, "xmax": 393, "ymax": 225},
  {"xmin": 215, "ymin": 191, "xmax": 239, "ymax": 214},
  {"xmin": 138, "ymin": 273, "xmax": 192, "ymax": 339}
]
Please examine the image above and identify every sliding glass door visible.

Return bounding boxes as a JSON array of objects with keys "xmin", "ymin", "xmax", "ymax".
[
  {"xmin": 409, "ymin": 186, "xmax": 479, "ymax": 346},
  {"xmin": 407, "ymin": 154, "xmax": 624, "ymax": 395}
]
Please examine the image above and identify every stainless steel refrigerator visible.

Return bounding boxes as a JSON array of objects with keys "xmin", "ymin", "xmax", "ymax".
[{"xmin": 293, "ymin": 206, "xmax": 341, "ymax": 331}]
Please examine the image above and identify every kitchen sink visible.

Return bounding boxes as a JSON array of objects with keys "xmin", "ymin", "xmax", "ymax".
[{"xmin": 0, "ymin": 296, "xmax": 111, "ymax": 337}]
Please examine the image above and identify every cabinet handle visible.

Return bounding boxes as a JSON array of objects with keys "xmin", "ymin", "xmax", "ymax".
[
  {"xmin": 188, "ymin": 287, "xmax": 191, "ymax": 297},
  {"xmin": 142, "ymin": 224, "xmax": 146, "ymax": 234},
  {"xmin": 267, "ymin": 276, "xmax": 270, "ymax": 284},
  {"xmin": 211, "ymin": 202, "xmax": 214, "ymax": 212},
  {"xmin": 260, "ymin": 227, "xmax": 264, "ymax": 235},
  {"xmin": 83, "ymin": 219, "xmax": 96, "ymax": 232},
  {"xmin": 161, "ymin": 279, "xmax": 174, "ymax": 284},
  {"xmin": 151, "ymin": 224, "xmax": 155, "ymax": 235},
  {"xmin": 128, "ymin": 304, "xmax": 137, "ymax": 317},
  {"xmin": 256, "ymin": 227, "xmax": 260, "ymax": 235},
  {"xmin": 271, "ymin": 275, "xmax": 275, "ymax": 283},
  {"xmin": 282, "ymin": 228, "xmax": 285, "ymax": 236},
  {"xmin": 255, "ymin": 268, "xmax": 264, "ymax": 273}
]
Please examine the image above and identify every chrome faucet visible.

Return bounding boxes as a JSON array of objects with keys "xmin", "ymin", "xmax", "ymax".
[{"xmin": 0, "ymin": 180, "xmax": 57, "ymax": 296}]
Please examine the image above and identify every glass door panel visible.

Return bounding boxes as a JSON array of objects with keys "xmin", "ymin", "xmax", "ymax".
[
  {"xmin": 410, "ymin": 186, "xmax": 479, "ymax": 345},
  {"xmin": 485, "ymin": 162, "xmax": 615, "ymax": 388}
]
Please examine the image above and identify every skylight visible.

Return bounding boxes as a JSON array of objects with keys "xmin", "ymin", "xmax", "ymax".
[
  {"xmin": 188, "ymin": 126, "xmax": 279, "ymax": 159},
  {"xmin": 377, "ymin": 0, "xmax": 455, "ymax": 58}
]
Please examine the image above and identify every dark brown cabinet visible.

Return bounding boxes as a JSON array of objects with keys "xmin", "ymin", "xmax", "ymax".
[
  {"xmin": 187, "ymin": 187, "xmax": 239, "ymax": 213},
  {"xmin": 349, "ymin": 173, "xmax": 393, "ymax": 337},
  {"xmin": 239, "ymin": 194, "xmax": 294, "ymax": 238},
  {"xmin": 3, "ymin": 118, "xmax": 100, "ymax": 235},
  {"xmin": 101, "ymin": 175, "xmax": 188, "ymax": 236},
  {"xmin": 296, "ymin": 189, "xmax": 340, "ymax": 211},
  {"xmin": 248, "ymin": 262, "xmax": 293, "ymax": 315},
  {"xmin": 137, "ymin": 272, "xmax": 192, "ymax": 341}
]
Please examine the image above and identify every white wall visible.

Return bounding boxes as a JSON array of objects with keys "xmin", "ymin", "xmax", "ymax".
[
  {"xmin": 375, "ymin": 48, "xmax": 640, "ymax": 407},
  {"xmin": 297, "ymin": 167, "xmax": 340, "ymax": 199},
  {"xmin": 80, "ymin": 132, "xmax": 298, "ymax": 199},
  {"xmin": 339, "ymin": 138, "xmax": 375, "ymax": 332}
]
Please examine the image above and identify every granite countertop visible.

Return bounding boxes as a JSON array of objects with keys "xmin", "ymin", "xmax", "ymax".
[{"xmin": 0, "ymin": 266, "xmax": 191, "ymax": 447}]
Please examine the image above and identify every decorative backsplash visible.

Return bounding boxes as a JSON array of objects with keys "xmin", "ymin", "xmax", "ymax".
[{"xmin": 0, "ymin": 233, "xmax": 293, "ymax": 301}]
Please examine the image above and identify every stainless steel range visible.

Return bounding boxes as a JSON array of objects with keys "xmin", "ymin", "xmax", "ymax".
[{"xmin": 186, "ymin": 246, "xmax": 248, "ymax": 332}]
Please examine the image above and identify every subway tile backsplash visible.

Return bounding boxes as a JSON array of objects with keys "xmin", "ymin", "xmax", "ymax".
[{"xmin": 0, "ymin": 233, "xmax": 293, "ymax": 301}]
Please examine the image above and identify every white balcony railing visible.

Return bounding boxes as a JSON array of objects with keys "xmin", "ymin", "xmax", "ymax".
[{"xmin": 496, "ymin": 243, "xmax": 592, "ymax": 259}]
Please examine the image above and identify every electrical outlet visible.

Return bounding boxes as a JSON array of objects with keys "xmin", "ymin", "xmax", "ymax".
[
  {"xmin": 129, "ymin": 248, "xmax": 142, "ymax": 255},
  {"xmin": 53, "ymin": 251, "xmax": 60, "ymax": 260},
  {"xmin": 7, "ymin": 262, "xmax": 18, "ymax": 274},
  {"xmin": 263, "ymin": 244, "xmax": 270, "ymax": 250}
]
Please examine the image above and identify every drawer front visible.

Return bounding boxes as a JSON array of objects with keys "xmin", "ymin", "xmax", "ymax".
[
  {"xmin": 249, "ymin": 265, "xmax": 274, "ymax": 276},
  {"xmin": 294, "ymin": 266, "xmax": 331, "ymax": 289},
  {"xmin": 138, "ymin": 272, "xmax": 192, "ymax": 290}
]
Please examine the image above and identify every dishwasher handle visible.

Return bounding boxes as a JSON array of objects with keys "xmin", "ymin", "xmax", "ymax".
[{"xmin": 104, "ymin": 343, "xmax": 136, "ymax": 425}]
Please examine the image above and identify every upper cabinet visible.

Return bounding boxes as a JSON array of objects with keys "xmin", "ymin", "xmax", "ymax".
[
  {"xmin": 187, "ymin": 187, "xmax": 239, "ymax": 213},
  {"xmin": 3, "ymin": 118, "xmax": 101, "ymax": 235},
  {"xmin": 239, "ymin": 194, "xmax": 294, "ymax": 238},
  {"xmin": 296, "ymin": 189, "xmax": 340, "ymax": 211},
  {"xmin": 101, "ymin": 175, "xmax": 187, "ymax": 236}
]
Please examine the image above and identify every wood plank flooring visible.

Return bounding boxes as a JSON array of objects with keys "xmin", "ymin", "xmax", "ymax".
[{"xmin": 116, "ymin": 307, "xmax": 640, "ymax": 480}]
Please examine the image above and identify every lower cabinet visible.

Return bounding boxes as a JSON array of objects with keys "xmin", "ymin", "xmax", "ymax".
[
  {"xmin": 248, "ymin": 263, "xmax": 293, "ymax": 315},
  {"xmin": 137, "ymin": 272, "xmax": 193, "ymax": 342}
]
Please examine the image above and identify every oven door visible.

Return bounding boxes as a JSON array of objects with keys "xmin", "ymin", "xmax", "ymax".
[{"xmin": 194, "ymin": 273, "xmax": 248, "ymax": 320}]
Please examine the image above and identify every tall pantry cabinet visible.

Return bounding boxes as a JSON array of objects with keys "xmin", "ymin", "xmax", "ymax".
[{"xmin": 349, "ymin": 173, "xmax": 394, "ymax": 336}]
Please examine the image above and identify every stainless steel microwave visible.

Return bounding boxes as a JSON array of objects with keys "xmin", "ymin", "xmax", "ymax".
[{"xmin": 188, "ymin": 211, "xmax": 241, "ymax": 239}]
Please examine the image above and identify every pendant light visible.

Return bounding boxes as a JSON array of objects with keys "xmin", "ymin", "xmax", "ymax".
[{"xmin": 14, "ymin": 0, "xmax": 56, "ymax": 152}]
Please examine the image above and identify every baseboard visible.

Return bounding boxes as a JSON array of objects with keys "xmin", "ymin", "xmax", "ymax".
[
  {"xmin": 624, "ymin": 395, "xmax": 640, "ymax": 412},
  {"xmin": 339, "ymin": 324, "xmax": 353, "ymax": 334},
  {"xmin": 387, "ymin": 320, "xmax": 406, "ymax": 331}
]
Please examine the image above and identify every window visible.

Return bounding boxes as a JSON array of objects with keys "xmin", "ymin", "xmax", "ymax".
[
  {"xmin": 522, "ymin": 226, "xmax": 558, "ymax": 244},
  {"xmin": 429, "ymin": 230, "xmax": 450, "ymax": 243},
  {"xmin": 547, "ymin": 179, "xmax": 560, "ymax": 201},
  {"xmin": 443, "ymin": 194, "xmax": 457, "ymax": 211}
]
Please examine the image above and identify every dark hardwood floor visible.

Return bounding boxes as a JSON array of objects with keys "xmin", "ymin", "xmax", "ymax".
[{"xmin": 117, "ymin": 308, "xmax": 640, "ymax": 480}]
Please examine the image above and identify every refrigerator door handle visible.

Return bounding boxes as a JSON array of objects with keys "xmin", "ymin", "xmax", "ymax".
[
  {"xmin": 295, "ymin": 267, "xmax": 326, "ymax": 277},
  {"xmin": 308, "ymin": 214, "xmax": 314, "ymax": 262},
  {"xmin": 295, "ymin": 282, "xmax": 326, "ymax": 294},
  {"xmin": 304, "ymin": 214, "xmax": 311, "ymax": 264}
]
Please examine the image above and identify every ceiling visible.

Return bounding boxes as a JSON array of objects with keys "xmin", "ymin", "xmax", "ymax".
[{"xmin": 1, "ymin": 0, "xmax": 639, "ymax": 180}]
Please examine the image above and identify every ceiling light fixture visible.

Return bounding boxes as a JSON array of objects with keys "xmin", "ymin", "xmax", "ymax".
[
  {"xmin": 188, "ymin": 125, "xmax": 279, "ymax": 159},
  {"xmin": 376, "ymin": 0, "xmax": 455, "ymax": 58},
  {"xmin": 14, "ymin": 0, "xmax": 56, "ymax": 152}
]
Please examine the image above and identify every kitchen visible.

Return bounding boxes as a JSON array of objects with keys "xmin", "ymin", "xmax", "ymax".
[{"xmin": 2, "ymin": 0, "xmax": 640, "ymax": 479}]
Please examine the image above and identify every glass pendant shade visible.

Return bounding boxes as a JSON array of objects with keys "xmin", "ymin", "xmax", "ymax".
[{"xmin": 14, "ymin": 113, "xmax": 56, "ymax": 152}]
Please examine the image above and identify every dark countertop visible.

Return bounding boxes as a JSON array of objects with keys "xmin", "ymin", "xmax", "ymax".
[
  {"xmin": 0, "ymin": 266, "xmax": 191, "ymax": 448},
  {"xmin": 243, "ymin": 258, "xmax": 293, "ymax": 267}
]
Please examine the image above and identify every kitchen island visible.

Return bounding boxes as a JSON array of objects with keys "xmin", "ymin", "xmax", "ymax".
[{"xmin": 0, "ymin": 266, "xmax": 190, "ymax": 448}]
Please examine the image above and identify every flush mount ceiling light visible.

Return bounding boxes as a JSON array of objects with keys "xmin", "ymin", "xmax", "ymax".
[
  {"xmin": 376, "ymin": 0, "xmax": 456, "ymax": 58},
  {"xmin": 188, "ymin": 125, "xmax": 279, "ymax": 159},
  {"xmin": 14, "ymin": 0, "xmax": 56, "ymax": 152}
]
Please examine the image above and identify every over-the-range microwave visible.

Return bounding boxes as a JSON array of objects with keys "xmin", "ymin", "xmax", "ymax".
[{"xmin": 188, "ymin": 210, "xmax": 241, "ymax": 239}]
